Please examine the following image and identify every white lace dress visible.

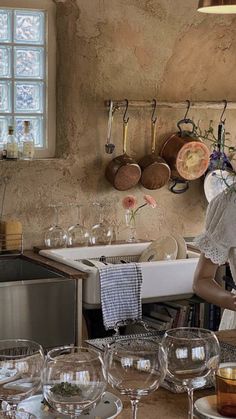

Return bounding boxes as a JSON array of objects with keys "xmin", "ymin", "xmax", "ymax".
[{"xmin": 194, "ymin": 188, "xmax": 236, "ymax": 330}]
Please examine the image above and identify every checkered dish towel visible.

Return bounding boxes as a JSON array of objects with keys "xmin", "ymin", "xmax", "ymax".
[{"xmin": 99, "ymin": 263, "xmax": 143, "ymax": 331}]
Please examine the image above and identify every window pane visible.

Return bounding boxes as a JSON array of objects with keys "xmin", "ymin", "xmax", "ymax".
[
  {"xmin": 0, "ymin": 116, "xmax": 12, "ymax": 144},
  {"xmin": 15, "ymin": 116, "xmax": 43, "ymax": 147},
  {"xmin": 15, "ymin": 82, "xmax": 44, "ymax": 113},
  {"xmin": 0, "ymin": 81, "xmax": 12, "ymax": 113},
  {"xmin": 0, "ymin": 46, "xmax": 12, "ymax": 78},
  {"xmin": 14, "ymin": 10, "xmax": 44, "ymax": 45},
  {"xmin": 14, "ymin": 47, "xmax": 44, "ymax": 79},
  {"xmin": 0, "ymin": 10, "xmax": 12, "ymax": 43}
]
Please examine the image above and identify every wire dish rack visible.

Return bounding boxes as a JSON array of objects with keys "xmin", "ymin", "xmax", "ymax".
[
  {"xmin": 74, "ymin": 254, "xmax": 139, "ymax": 264},
  {"xmin": 0, "ymin": 233, "xmax": 23, "ymax": 256}
]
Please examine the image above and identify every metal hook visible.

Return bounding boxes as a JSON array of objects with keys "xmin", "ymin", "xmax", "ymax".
[
  {"xmin": 184, "ymin": 100, "xmax": 191, "ymax": 120},
  {"xmin": 220, "ymin": 99, "xmax": 227, "ymax": 123},
  {"xmin": 151, "ymin": 98, "xmax": 157, "ymax": 124},
  {"xmin": 123, "ymin": 99, "xmax": 129, "ymax": 124}
]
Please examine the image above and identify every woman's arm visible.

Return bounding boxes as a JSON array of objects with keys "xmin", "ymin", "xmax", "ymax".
[{"xmin": 193, "ymin": 253, "xmax": 236, "ymax": 311}]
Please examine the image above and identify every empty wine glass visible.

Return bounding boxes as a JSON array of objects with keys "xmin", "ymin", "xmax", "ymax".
[
  {"xmin": 162, "ymin": 327, "xmax": 220, "ymax": 419},
  {"xmin": 0, "ymin": 339, "xmax": 44, "ymax": 418},
  {"xmin": 104, "ymin": 338, "xmax": 167, "ymax": 419},
  {"xmin": 68, "ymin": 205, "xmax": 90, "ymax": 247},
  {"xmin": 43, "ymin": 346, "xmax": 106, "ymax": 418},
  {"xmin": 44, "ymin": 205, "xmax": 68, "ymax": 248},
  {"xmin": 90, "ymin": 203, "xmax": 113, "ymax": 246}
]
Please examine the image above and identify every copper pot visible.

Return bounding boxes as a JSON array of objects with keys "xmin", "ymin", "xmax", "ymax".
[
  {"xmin": 160, "ymin": 119, "xmax": 210, "ymax": 181},
  {"xmin": 105, "ymin": 120, "xmax": 141, "ymax": 191},
  {"xmin": 139, "ymin": 119, "xmax": 170, "ymax": 190}
]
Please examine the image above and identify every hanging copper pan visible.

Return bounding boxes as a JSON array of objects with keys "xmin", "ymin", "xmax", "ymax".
[
  {"xmin": 139, "ymin": 104, "xmax": 170, "ymax": 189},
  {"xmin": 160, "ymin": 118, "xmax": 210, "ymax": 181},
  {"xmin": 105, "ymin": 117, "xmax": 141, "ymax": 191}
]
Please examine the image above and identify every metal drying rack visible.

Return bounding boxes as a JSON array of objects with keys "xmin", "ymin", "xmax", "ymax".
[{"xmin": 0, "ymin": 233, "xmax": 23, "ymax": 256}]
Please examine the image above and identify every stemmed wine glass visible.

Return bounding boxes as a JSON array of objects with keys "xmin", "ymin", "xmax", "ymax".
[
  {"xmin": 162, "ymin": 327, "xmax": 220, "ymax": 419},
  {"xmin": 44, "ymin": 205, "xmax": 68, "ymax": 248},
  {"xmin": 0, "ymin": 339, "xmax": 44, "ymax": 418},
  {"xmin": 43, "ymin": 346, "xmax": 107, "ymax": 417},
  {"xmin": 90, "ymin": 203, "xmax": 113, "ymax": 246},
  {"xmin": 67, "ymin": 204, "xmax": 90, "ymax": 247},
  {"xmin": 104, "ymin": 338, "xmax": 167, "ymax": 419}
]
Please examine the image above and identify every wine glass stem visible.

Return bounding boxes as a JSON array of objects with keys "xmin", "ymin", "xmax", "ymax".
[
  {"xmin": 130, "ymin": 399, "xmax": 139, "ymax": 419},
  {"xmin": 187, "ymin": 388, "xmax": 194, "ymax": 419}
]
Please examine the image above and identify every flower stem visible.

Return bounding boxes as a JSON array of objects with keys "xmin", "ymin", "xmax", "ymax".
[{"xmin": 133, "ymin": 203, "xmax": 147, "ymax": 216}]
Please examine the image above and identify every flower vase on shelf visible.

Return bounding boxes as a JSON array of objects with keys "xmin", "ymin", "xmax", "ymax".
[{"xmin": 125, "ymin": 209, "xmax": 138, "ymax": 243}]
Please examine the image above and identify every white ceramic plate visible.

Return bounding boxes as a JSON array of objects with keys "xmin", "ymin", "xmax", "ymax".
[
  {"xmin": 204, "ymin": 169, "xmax": 235, "ymax": 203},
  {"xmin": 139, "ymin": 236, "xmax": 178, "ymax": 262},
  {"xmin": 171, "ymin": 233, "xmax": 187, "ymax": 259},
  {"xmin": 194, "ymin": 395, "xmax": 230, "ymax": 419},
  {"xmin": 18, "ymin": 393, "xmax": 123, "ymax": 419}
]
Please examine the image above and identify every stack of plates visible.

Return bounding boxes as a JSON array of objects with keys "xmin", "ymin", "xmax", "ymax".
[{"xmin": 139, "ymin": 234, "xmax": 187, "ymax": 262}]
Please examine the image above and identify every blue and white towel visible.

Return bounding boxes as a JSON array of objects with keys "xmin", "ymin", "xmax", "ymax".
[{"xmin": 98, "ymin": 263, "xmax": 143, "ymax": 331}]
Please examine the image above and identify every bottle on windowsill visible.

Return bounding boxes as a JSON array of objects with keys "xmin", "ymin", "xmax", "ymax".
[
  {"xmin": 6, "ymin": 126, "xmax": 18, "ymax": 160},
  {"xmin": 21, "ymin": 121, "xmax": 35, "ymax": 160}
]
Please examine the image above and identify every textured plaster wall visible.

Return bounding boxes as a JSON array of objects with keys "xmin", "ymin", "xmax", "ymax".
[{"xmin": 1, "ymin": 0, "xmax": 236, "ymax": 248}]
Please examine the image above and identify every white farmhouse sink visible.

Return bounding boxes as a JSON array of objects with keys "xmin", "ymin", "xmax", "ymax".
[{"xmin": 40, "ymin": 243, "xmax": 199, "ymax": 307}]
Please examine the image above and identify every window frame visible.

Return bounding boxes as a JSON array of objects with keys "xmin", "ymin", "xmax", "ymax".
[{"xmin": 0, "ymin": 0, "xmax": 56, "ymax": 158}]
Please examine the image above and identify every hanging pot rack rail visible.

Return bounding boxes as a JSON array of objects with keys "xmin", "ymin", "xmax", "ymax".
[{"xmin": 105, "ymin": 99, "xmax": 236, "ymax": 112}]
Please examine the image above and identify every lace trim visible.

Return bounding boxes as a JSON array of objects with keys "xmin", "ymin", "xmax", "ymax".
[{"xmin": 194, "ymin": 233, "xmax": 228, "ymax": 265}]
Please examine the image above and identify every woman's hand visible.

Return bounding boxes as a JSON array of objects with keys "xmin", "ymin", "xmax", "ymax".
[{"xmin": 225, "ymin": 292, "xmax": 236, "ymax": 311}]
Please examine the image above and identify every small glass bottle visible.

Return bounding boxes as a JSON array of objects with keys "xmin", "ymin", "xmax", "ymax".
[
  {"xmin": 6, "ymin": 126, "xmax": 18, "ymax": 160},
  {"xmin": 21, "ymin": 121, "xmax": 35, "ymax": 160}
]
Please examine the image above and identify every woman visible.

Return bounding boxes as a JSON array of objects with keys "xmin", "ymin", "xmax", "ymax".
[{"xmin": 193, "ymin": 187, "xmax": 236, "ymax": 329}]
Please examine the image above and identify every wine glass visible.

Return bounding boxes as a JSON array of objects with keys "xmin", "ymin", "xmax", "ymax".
[
  {"xmin": 162, "ymin": 327, "xmax": 220, "ymax": 419},
  {"xmin": 67, "ymin": 205, "xmax": 90, "ymax": 247},
  {"xmin": 44, "ymin": 205, "xmax": 68, "ymax": 248},
  {"xmin": 43, "ymin": 346, "xmax": 107, "ymax": 417},
  {"xmin": 104, "ymin": 338, "xmax": 167, "ymax": 419},
  {"xmin": 0, "ymin": 339, "xmax": 44, "ymax": 417},
  {"xmin": 89, "ymin": 203, "xmax": 113, "ymax": 246}
]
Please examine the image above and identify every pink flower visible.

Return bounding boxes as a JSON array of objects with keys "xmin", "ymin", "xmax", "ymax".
[
  {"xmin": 144, "ymin": 194, "xmax": 157, "ymax": 208},
  {"xmin": 122, "ymin": 195, "xmax": 137, "ymax": 210}
]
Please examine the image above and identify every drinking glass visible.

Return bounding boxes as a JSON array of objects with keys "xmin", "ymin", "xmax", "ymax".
[
  {"xmin": 0, "ymin": 339, "xmax": 44, "ymax": 417},
  {"xmin": 90, "ymin": 203, "xmax": 113, "ymax": 246},
  {"xmin": 104, "ymin": 338, "xmax": 167, "ymax": 419},
  {"xmin": 67, "ymin": 205, "xmax": 90, "ymax": 247},
  {"xmin": 43, "ymin": 346, "xmax": 106, "ymax": 418},
  {"xmin": 44, "ymin": 205, "xmax": 68, "ymax": 248},
  {"xmin": 216, "ymin": 362, "xmax": 236, "ymax": 417},
  {"xmin": 162, "ymin": 327, "xmax": 220, "ymax": 419}
]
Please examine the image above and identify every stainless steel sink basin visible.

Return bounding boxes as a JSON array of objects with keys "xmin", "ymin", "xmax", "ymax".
[
  {"xmin": 0, "ymin": 258, "xmax": 63, "ymax": 281},
  {"xmin": 40, "ymin": 243, "xmax": 199, "ymax": 307}
]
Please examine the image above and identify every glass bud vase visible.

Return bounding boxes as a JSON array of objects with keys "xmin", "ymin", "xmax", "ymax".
[{"xmin": 125, "ymin": 209, "xmax": 138, "ymax": 243}]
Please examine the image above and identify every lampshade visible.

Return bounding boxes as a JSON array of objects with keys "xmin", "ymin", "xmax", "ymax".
[{"xmin": 198, "ymin": 0, "xmax": 236, "ymax": 13}]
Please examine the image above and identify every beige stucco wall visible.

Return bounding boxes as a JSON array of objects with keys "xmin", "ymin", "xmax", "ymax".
[{"xmin": 1, "ymin": 0, "xmax": 236, "ymax": 249}]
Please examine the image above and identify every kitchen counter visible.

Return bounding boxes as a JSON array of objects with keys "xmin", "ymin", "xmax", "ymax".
[{"xmin": 114, "ymin": 330, "xmax": 236, "ymax": 418}]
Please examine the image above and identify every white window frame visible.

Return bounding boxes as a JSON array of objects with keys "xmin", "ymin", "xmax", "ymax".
[{"xmin": 0, "ymin": 0, "xmax": 56, "ymax": 158}]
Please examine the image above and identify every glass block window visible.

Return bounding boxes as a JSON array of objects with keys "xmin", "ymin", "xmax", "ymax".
[{"xmin": 0, "ymin": 8, "xmax": 46, "ymax": 149}]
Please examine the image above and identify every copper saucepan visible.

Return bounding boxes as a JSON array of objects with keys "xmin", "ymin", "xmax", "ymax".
[
  {"xmin": 160, "ymin": 118, "xmax": 210, "ymax": 181},
  {"xmin": 139, "ymin": 116, "xmax": 170, "ymax": 190},
  {"xmin": 105, "ymin": 118, "xmax": 141, "ymax": 191}
]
